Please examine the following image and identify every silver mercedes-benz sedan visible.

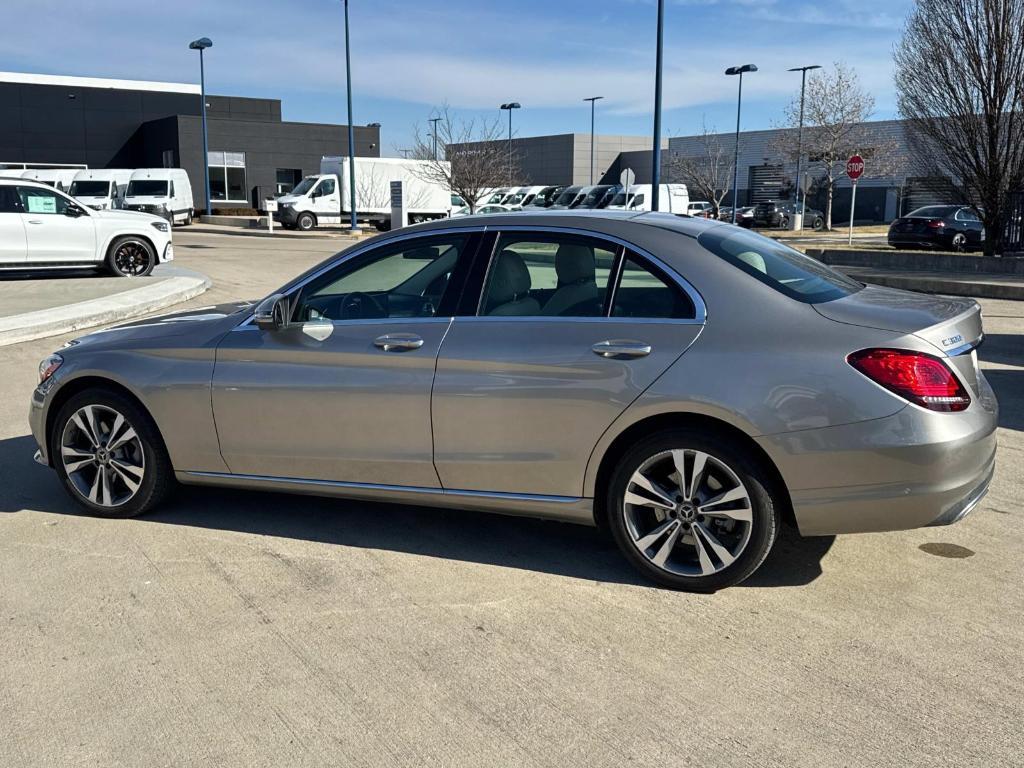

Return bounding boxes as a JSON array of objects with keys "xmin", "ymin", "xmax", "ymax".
[{"xmin": 29, "ymin": 211, "xmax": 997, "ymax": 590}]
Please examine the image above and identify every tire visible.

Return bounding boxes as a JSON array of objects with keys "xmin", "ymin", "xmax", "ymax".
[
  {"xmin": 51, "ymin": 388, "xmax": 174, "ymax": 518},
  {"xmin": 951, "ymin": 232, "xmax": 967, "ymax": 252},
  {"xmin": 184, "ymin": 211, "xmax": 193, "ymax": 226},
  {"xmin": 106, "ymin": 236, "xmax": 156, "ymax": 277},
  {"xmin": 812, "ymin": 216, "xmax": 824, "ymax": 231},
  {"xmin": 606, "ymin": 429, "xmax": 779, "ymax": 591},
  {"xmin": 296, "ymin": 212, "xmax": 316, "ymax": 231}
]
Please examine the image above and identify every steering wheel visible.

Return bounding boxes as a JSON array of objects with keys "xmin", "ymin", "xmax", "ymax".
[{"xmin": 338, "ymin": 292, "xmax": 386, "ymax": 320}]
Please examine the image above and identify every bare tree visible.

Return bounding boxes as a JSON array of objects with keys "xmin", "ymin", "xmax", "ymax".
[
  {"xmin": 774, "ymin": 62, "xmax": 879, "ymax": 229},
  {"xmin": 409, "ymin": 105, "xmax": 512, "ymax": 213},
  {"xmin": 895, "ymin": 0, "xmax": 1024, "ymax": 256},
  {"xmin": 665, "ymin": 121, "xmax": 733, "ymax": 217}
]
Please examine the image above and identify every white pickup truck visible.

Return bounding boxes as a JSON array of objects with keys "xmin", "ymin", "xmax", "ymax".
[
  {"xmin": 274, "ymin": 157, "xmax": 452, "ymax": 231},
  {"xmin": 0, "ymin": 176, "xmax": 173, "ymax": 277}
]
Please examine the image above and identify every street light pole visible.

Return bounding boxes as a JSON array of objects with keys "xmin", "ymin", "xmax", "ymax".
[
  {"xmin": 499, "ymin": 102, "xmax": 520, "ymax": 186},
  {"xmin": 188, "ymin": 37, "xmax": 213, "ymax": 216},
  {"xmin": 651, "ymin": 0, "xmax": 665, "ymax": 211},
  {"xmin": 429, "ymin": 116, "xmax": 441, "ymax": 160},
  {"xmin": 787, "ymin": 65, "xmax": 821, "ymax": 231},
  {"xmin": 725, "ymin": 64, "xmax": 757, "ymax": 224},
  {"xmin": 343, "ymin": 0, "xmax": 358, "ymax": 231},
  {"xmin": 584, "ymin": 96, "xmax": 603, "ymax": 185}
]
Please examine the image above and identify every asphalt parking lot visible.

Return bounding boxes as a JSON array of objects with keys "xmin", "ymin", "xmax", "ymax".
[{"xmin": 1, "ymin": 229, "xmax": 1022, "ymax": 767}]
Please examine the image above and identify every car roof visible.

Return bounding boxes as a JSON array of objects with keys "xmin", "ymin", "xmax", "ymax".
[{"xmin": 0, "ymin": 176, "xmax": 52, "ymax": 188}]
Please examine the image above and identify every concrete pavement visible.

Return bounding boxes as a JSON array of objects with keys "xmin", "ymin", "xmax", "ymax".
[{"xmin": 0, "ymin": 229, "xmax": 1021, "ymax": 767}]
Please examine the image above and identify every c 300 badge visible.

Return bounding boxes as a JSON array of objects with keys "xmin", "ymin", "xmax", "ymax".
[{"xmin": 942, "ymin": 334, "xmax": 964, "ymax": 348}]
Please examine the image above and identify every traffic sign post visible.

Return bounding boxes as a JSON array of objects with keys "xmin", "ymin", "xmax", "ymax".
[
  {"xmin": 620, "ymin": 167, "xmax": 636, "ymax": 208},
  {"xmin": 846, "ymin": 154, "xmax": 864, "ymax": 245}
]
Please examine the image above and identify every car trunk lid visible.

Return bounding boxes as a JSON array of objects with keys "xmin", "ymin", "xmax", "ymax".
[{"xmin": 814, "ymin": 284, "xmax": 984, "ymax": 395}]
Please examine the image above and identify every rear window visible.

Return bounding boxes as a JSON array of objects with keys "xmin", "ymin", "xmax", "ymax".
[
  {"xmin": 698, "ymin": 227, "xmax": 862, "ymax": 304},
  {"xmin": 907, "ymin": 206, "xmax": 957, "ymax": 218}
]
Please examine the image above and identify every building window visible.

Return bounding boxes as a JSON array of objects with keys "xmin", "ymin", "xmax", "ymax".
[
  {"xmin": 208, "ymin": 151, "xmax": 247, "ymax": 203},
  {"xmin": 276, "ymin": 168, "xmax": 302, "ymax": 195}
]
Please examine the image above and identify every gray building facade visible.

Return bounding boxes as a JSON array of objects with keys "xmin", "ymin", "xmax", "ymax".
[{"xmin": 0, "ymin": 71, "xmax": 380, "ymax": 210}]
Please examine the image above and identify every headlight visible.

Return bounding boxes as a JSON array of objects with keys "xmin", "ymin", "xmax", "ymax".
[
  {"xmin": 280, "ymin": 202, "xmax": 294, "ymax": 209},
  {"xmin": 38, "ymin": 353, "xmax": 63, "ymax": 384},
  {"xmin": 151, "ymin": 221, "xmax": 169, "ymax": 232}
]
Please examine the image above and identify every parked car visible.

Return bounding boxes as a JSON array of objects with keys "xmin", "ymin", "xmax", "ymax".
[
  {"xmin": 719, "ymin": 206, "xmax": 756, "ymax": 227},
  {"xmin": 888, "ymin": 205, "xmax": 985, "ymax": 251},
  {"xmin": 123, "ymin": 168, "xmax": 194, "ymax": 226},
  {"xmin": 20, "ymin": 168, "xmax": 80, "ymax": 193},
  {"xmin": 752, "ymin": 201, "xmax": 824, "ymax": 230},
  {"xmin": 606, "ymin": 184, "xmax": 690, "ymax": 214},
  {"xmin": 450, "ymin": 204, "xmax": 515, "ymax": 217},
  {"xmin": 576, "ymin": 184, "xmax": 616, "ymax": 209},
  {"xmin": 524, "ymin": 185, "xmax": 566, "ymax": 208},
  {"xmin": 477, "ymin": 188, "xmax": 509, "ymax": 207},
  {"xmin": 687, "ymin": 201, "xmax": 714, "ymax": 218},
  {"xmin": 30, "ymin": 211, "xmax": 996, "ymax": 591},
  {"xmin": 69, "ymin": 169, "xmax": 133, "ymax": 211},
  {"xmin": 548, "ymin": 185, "xmax": 582, "ymax": 209},
  {"xmin": 501, "ymin": 186, "xmax": 546, "ymax": 208},
  {"xmin": 0, "ymin": 177, "xmax": 173, "ymax": 276}
]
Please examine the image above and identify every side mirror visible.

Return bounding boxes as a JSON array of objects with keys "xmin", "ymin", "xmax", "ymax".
[
  {"xmin": 65, "ymin": 204, "xmax": 85, "ymax": 218},
  {"xmin": 254, "ymin": 293, "xmax": 290, "ymax": 331}
]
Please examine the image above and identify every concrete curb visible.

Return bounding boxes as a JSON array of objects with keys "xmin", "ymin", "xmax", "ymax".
[
  {"xmin": 0, "ymin": 272, "xmax": 211, "ymax": 347},
  {"xmin": 836, "ymin": 267, "xmax": 1024, "ymax": 301},
  {"xmin": 189, "ymin": 222, "xmax": 371, "ymax": 241}
]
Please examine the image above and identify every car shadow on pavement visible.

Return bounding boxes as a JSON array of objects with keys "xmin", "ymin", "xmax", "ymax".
[
  {"xmin": 983, "ymin": 369, "xmax": 1024, "ymax": 432},
  {"xmin": 0, "ymin": 433, "xmax": 834, "ymax": 590}
]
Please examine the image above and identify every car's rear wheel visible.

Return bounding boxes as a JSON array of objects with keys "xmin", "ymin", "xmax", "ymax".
[
  {"xmin": 296, "ymin": 212, "xmax": 316, "ymax": 231},
  {"xmin": 951, "ymin": 232, "xmax": 968, "ymax": 251},
  {"xmin": 607, "ymin": 430, "xmax": 779, "ymax": 591},
  {"xmin": 52, "ymin": 389, "xmax": 173, "ymax": 518},
  {"xmin": 107, "ymin": 237, "xmax": 156, "ymax": 277},
  {"xmin": 812, "ymin": 216, "xmax": 824, "ymax": 230}
]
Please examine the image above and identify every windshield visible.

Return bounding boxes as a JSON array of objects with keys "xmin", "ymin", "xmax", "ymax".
[
  {"xmin": 291, "ymin": 177, "xmax": 318, "ymax": 196},
  {"xmin": 69, "ymin": 180, "xmax": 111, "ymax": 197},
  {"xmin": 698, "ymin": 226, "xmax": 862, "ymax": 303},
  {"xmin": 504, "ymin": 193, "xmax": 526, "ymax": 205},
  {"xmin": 553, "ymin": 188, "xmax": 579, "ymax": 206},
  {"xmin": 126, "ymin": 180, "xmax": 168, "ymax": 197}
]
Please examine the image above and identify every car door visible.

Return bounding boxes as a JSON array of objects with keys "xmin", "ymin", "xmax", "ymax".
[
  {"xmin": 16, "ymin": 185, "xmax": 96, "ymax": 262},
  {"xmin": 211, "ymin": 231, "xmax": 481, "ymax": 486},
  {"xmin": 0, "ymin": 186, "xmax": 27, "ymax": 264},
  {"xmin": 431, "ymin": 229, "xmax": 704, "ymax": 498},
  {"xmin": 312, "ymin": 177, "xmax": 341, "ymax": 221}
]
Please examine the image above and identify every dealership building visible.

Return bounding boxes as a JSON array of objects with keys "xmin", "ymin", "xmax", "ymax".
[{"xmin": 0, "ymin": 71, "xmax": 380, "ymax": 209}]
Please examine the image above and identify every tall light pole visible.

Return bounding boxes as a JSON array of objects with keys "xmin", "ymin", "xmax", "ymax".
[
  {"xmin": 342, "ymin": 0, "xmax": 358, "ymax": 231},
  {"xmin": 584, "ymin": 96, "xmax": 604, "ymax": 185},
  {"xmin": 651, "ymin": 0, "xmax": 665, "ymax": 211},
  {"xmin": 188, "ymin": 37, "xmax": 213, "ymax": 216},
  {"xmin": 499, "ymin": 102, "xmax": 520, "ymax": 186},
  {"xmin": 787, "ymin": 65, "xmax": 821, "ymax": 230},
  {"xmin": 429, "ymin": 116, "xmax": 441, "ymax": 160},
  {"xmin": 725, "ymin": 64, "xmax": 757, "ymax": 223}
]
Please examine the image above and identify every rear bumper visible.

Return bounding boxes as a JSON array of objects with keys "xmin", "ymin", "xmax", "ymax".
[
  {"xmin": 887, "ymin": 232, "xmax": 947, "ymax": 248},
  {"xmin": 756, "ymin": 388, "xmax": 998, "ymax": 536}
]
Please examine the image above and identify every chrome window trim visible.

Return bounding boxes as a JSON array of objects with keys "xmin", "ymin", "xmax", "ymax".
[
  {"xmin": 184, "ymin": 470, "xmax": 583, "ymax": 504},
  {"xmin": 233, "ymin": 225, "xmax": 490, "ymax": 330},
  {"xmin": 475, "ymin": 224, "xmax": 708, "ymax": 323}
]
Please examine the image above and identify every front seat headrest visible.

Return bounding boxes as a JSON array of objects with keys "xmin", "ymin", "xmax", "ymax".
[
  {"xmin": 555, "ymin": 243, "xmax": 596, "ymax": 285},
  {"xmin": 488, "ymin": 249, "xmax": 532, "ymax": 305}
]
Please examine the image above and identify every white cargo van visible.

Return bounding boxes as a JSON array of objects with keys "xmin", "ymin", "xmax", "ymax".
[
  {"xmin": 501, "ymin": 186, "xmax": 546, "ymax": 208},
  {"xmin": 275, "ymin": 157, "xmax": 451, "ymax": 231},
  {"xmin": 606, "ymin": 183, "xmax": 689, "ymax": 214},
  {"xmin": 123, "ymin": 168, "xmax": 194, "ymax": 225},
  {"xmin": 68, "ymin": 169, "xmax": 133, "ymax": 210},
  {"xmin": 21, "ymin": 168, "xmax": 80, "ymax": 192}
]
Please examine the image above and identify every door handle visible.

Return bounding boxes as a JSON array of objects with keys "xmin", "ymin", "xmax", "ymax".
[
  {"xmin": 591, "ymin": 340, "xmax": 652, "ymax": 359},
  {"xmin": 374, "ymin": 333, "xmax": 424, "ymax": 352},
  {"xmin": 27, "ymin": 219, "xmax": 43, "ymax": 225}
]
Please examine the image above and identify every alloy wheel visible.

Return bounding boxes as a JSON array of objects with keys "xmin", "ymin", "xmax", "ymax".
[
  {"xmin": 112, "ymin": 241, "xmax": 153, "ymax": 276},
  {"xmin": 60, "ymin": 404, "xmax": 146, "ymax": 508},
  {"xmin": 622, "ymin": 449, "xmax": 753, "ymax": 577}
]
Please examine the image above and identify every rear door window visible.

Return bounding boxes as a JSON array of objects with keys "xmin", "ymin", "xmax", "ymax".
[
  {"xmin": 611, "ymin": 254, "xmax": 695, "ymax": 319},
  {"xmin": 698, "ymin": 226, "xmax": 862, "ymax": 303}
]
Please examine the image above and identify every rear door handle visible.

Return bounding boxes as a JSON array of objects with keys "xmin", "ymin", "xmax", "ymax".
[
  {"xmin": 374, "ymin": 333, "xmax": 424, "ymax": 352},
  {"xmin": 591, "ymin": 340, "xmax": 652, "ymax": 359},
  {"xmin": 27, "ymin": 219, "xmax": 43, "ymax": 225}
]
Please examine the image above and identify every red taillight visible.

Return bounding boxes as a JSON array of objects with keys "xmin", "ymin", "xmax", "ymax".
[
  {"xmin": 926, "ymin": 219, "xmax": 946, "ymax": 229},
  {"xmin": 847, "ymin": 348, "xmax": 970, "ymax": 412}
]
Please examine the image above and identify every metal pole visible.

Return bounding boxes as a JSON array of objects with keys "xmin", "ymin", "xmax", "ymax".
[
  {"xmin": 794, "ymin": 68, "xmax": 807, "ymax": 230},
  {"xmin": 848, "ymin": 180, "xmax": 857, "ymax": 245},
  {"xmin": 199, "ymin": 49, "xmax": 211, "ymax": 216},
  {"xmin": 590, "ymin": 99, "xmax": 596, "ymax": 185},
  {"xmin": 429, "ymin": 117, "xmax": 441, "ymax": 160},
  {"xmin": 651, "ymin": 0, "xmax": 664, "ymax": 211},
  {"xmin": 507, "ymin": 108, "xmax": 513, "ymax": 186},
  {"xmin": 344, "ymin": 0, "xmax": 358, "ymax": 231},
  {"xmin": 731, "ymin": 72, "xmax": 743, "ymax": 224}
]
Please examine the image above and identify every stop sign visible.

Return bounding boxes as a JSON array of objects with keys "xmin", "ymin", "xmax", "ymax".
[{"xmin": 847, "ymin": 154, "xmax": 865, "ymax": 181}]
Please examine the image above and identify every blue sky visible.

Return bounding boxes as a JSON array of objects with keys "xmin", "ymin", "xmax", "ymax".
[{"xmin": 0, "ymin": 0, "xmax": 914, "ymax": 155}]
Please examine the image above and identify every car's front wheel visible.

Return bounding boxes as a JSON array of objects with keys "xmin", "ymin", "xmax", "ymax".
[
  {"xmin": 107, "ymin": 237, "xmax": 156, "ymax": 277},
  {"xmin": 607, "ymin": 430, "xmax": 779, "ymax": 591},
  {"xmin": 296, "ymin": 212, "xmax": 316, "ymax": 231},
  {"xmin": 52, "ymin": 389, "xmax": 173, "ymax": 518}
]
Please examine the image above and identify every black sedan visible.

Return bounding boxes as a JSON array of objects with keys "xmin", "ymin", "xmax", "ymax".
[
  {"xmin": 888, "ymin": 205, "xmax": 985, "ymax": 251},
  {"xmin": 752, "ymin": 201, "xmax": 824, "ymax": 230}
]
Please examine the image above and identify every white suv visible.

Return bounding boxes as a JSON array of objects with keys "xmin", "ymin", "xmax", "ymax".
[{"xmin": 0, "ymin": 177, "xmax": 174, "ymax": 277}]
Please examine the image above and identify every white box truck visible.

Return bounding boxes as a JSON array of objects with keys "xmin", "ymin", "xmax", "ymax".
[
  {"xmin": 68, "ymin": 169, "xmax": 133, "ymax": 210},
  {"xmin": 275, "ymin": 157, "xmax": 451, "ymax": 231},
  {"xmin": 606, "ymin": 183, "xmax": 689, "ymax": 213}
]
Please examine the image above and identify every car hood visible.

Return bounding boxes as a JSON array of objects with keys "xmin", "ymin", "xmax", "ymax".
[
  {"xmin": 814, "ymin": 284, "xmax": 981, "ymax": 351},
  {"xmin": 91, "ymin": 207, "xmax": 166, "ymax": 225},
  {"xmin": 276, "ymin": 194, "xmax": 302, "ymax": 205},
  {"xmin": 72, "ymin": 301, "xmax": 254, "ymax": 346}
]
